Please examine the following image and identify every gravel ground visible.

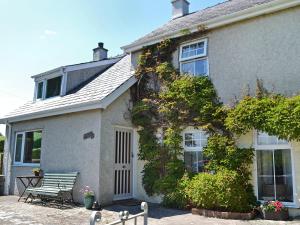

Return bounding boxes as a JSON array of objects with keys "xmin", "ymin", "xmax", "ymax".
[{"xmin": 0, "ymin": 196, "xmax": 299, "ymax": 225}]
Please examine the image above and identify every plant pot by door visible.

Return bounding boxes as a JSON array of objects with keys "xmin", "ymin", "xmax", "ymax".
[
  {"xmin": 34, "ymin": 171, "xmax": 39, "ymax": 176},
  {"xmin": 263, "ymin": 210, "xmax": 289, "ymax": 221},
  {"xmin": 84, "ymin": 195, "xmax": 95, "ymax": 209}
]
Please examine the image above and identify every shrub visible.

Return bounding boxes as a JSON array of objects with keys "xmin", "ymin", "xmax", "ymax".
[
  {"xmin": 0, "ymin": 136, "xmax": 5, "ymax": 153},
  {"xmin": 186, "ymin": 170, "xmax": 256, "ymax": 213},
  {"xmin": 162, "ymin": 173, "xmax": 190, "ymax": 209},
  {"xmin": 204, "ymin": 134, "xmax": 254, "ymax": 176}
]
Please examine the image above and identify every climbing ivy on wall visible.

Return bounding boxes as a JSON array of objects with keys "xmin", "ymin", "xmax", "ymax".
[
  {"xmin": 131, "ymin": 33, "xmax": 300, "ymax": 210},
  {"xmin": 131, "ymin": 37, "xmax": 231, "ymax": 197}
]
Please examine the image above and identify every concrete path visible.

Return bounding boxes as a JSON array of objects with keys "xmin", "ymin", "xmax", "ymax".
[{"xmin": 0, "ymin": 196, "xmax": 299, "ymax": 225}]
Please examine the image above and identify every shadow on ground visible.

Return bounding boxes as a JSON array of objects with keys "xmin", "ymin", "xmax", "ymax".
[{"xmin": 104, "ymin": 203, "xmax": 190, "ymax": 220}]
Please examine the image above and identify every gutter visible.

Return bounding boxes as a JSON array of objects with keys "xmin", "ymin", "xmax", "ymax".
[{"xmin": 122, "ymin": 0, "xmax": 300, "ymax": 53}]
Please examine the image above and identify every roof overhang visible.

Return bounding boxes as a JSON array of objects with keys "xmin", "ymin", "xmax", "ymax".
[
  {"xmin": 0, "ymin": 76, "xmax": 137, "ymax": 124},
  {"xmin": 31, "ymin": 57, "xmax": 122, "ymax": 79},
  {"xmin": 122, "ymin": 0, "xmax": 300, "ymax": 53}
]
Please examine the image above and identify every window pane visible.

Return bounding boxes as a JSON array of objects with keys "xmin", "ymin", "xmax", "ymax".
[
  {"xmin": 257, "ymin": 150, "xmax": 275, "ymax": 201},
  {"xmin": 257, "ymin": 132, "xmax": 288, "ymax": 145},
  {"xmin": 46, "ymin": 76, "xmax": 62, "ymax": 98},
  {"xmin": 195, "ymin": 59, "xmax": 207, "ymax": 76},
  {"xmin": 15, "ymin": 134, "xmax": 23, "ymax": 162},
  {"xmin": 181, "ymin": 59, "xmax": 207, "ymax": 76},
  {"xmin": 23, "ymin": 131, "xmax": 42, "ymax": 164},
  {"xmin": 184, "ymin": 151, "xmax": 198, "ymax": 173},
  {"xmin": 181, "ymin": 41, "xmax": 205, "ymax": 59},
  {"xmin": 184, "ymin": 151, "xmax": 207, "ymax": 173},
  {"xmin": 197, "ymin": 151, "xmax": 206, "ymax": 173},
  {"xmin": 181, "ymin": 62, "xmax": 194, "ymax": 75},
  {"xmin": 274, "ymin": 149, "xmax": 293, "ymax": 202},
  {"xmin": 37, "ymin": 82, "xmax": 43, "ymax": 99}
]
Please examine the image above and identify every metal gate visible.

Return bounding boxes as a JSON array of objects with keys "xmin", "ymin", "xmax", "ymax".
[
  {"xmin": 114, "ymin": 128, "xmax": 133, "ymax": 200},
  {"xmin": 90, "ymin": 202, "xmax": 148, "ymax": 225}
]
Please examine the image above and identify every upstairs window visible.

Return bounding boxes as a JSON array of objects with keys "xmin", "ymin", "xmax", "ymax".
[
  {"xmin": 46, "ymin": 76, "xmax": 62, "ymax": 99},
  {"xmin": 183, "ymin": 130, "xmax": 208, "ymax": 173},
  {"xmin": 36, "ymin": 82, "xmax": 44, "ymax": 99},
  {"xmin": 180, "ymin": 39, "xmax": 208, "ymax": 76},
  {"xmin": 35, "ymin": 76, "xmax": 62, "ymax": 100},
  {"xmin": 14, "ymin": 130, "xmax": 42, "ymax": 165}
]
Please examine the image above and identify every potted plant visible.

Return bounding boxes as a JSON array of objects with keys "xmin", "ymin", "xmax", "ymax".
[
  {"xmin": 261, "ymin": 201, "xmax": 289, "ymax": 220},
  {"xmin": 32, "ymin": 168, "xmax": 41, "ymax": 176},
  {"xmin": 80, "ymin": 186, "xmax": 95, "ymax": 209}
]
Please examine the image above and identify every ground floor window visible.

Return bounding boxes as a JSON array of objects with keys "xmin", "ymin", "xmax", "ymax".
[
  {"xmin": 14, "ymin": 130, "xmax": 42, "ymax": 165},
  {"xmin": 183, "ymin": 130, "xmax": 208, "ymax": 173},
  {"xmin": 256, "ymin": 132, "xmax": 293, "ymax": 203}
]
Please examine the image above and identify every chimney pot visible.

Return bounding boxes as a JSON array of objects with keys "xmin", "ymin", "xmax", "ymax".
[
  {"xmin": 171, "ymin": 0, "xmax": 190, "ymax": 19},
  {"xmin": 93, "ymin": 42, "xmax": 108, "ymax": 61}
]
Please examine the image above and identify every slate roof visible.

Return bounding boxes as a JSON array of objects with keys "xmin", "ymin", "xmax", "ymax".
[
  {"xmin": 125, "ymin": 0, "xmax": 275, "ymax": 49},
  {"xmin": 1, "ymin": 55, "xmax": 134, "ymax": 122}
]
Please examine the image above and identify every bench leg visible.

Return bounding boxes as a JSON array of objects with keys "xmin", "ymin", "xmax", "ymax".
[{"xmin": 25, "ymin": 193, "xmax": 32, "ymax": 203}]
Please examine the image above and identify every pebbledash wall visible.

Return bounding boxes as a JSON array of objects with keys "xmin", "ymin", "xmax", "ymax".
[
  {"xmin": 129, "ymin": 5, "xmax": 300, "ymax": 215},
  {"xmin": 4, "ymin": 110, "xmax": 102, "ymax": 203}
]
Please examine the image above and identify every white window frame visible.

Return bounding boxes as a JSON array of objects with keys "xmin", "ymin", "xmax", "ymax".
[
  {"xmin": 179, "ymin": 38, "xmax": 209, "ymax": 77},
  {"xmin": 34, "ymin": 75, "xmax": 64, "ymax": 101},
  {"xmin": 179, "ymin": 38, "xmax": 208, "ymax": 61},
  {"xmin": 254, "ymin": 130, "xmax": 297, "ymax": 207},
  {"xmin": 182, "ymin": 129, "xmax": 208, "ymax": 173},
  {"xmin": 13, "ymin": 130, "xmax": 42, "ymax": 167}
]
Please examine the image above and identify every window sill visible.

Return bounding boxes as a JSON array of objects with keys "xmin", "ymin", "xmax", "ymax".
[{"xmin": 12, "ymin": 164, "xmax": 40, "ymax": 168}]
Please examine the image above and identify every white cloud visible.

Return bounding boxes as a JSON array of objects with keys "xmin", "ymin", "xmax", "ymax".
[
  {"xmin": 39, "ymin": 29, "xmax": 58, "ymax": 39},
  {"xmin": 44, "ymin": 29, "xmax": 57, "ymax": 36}
]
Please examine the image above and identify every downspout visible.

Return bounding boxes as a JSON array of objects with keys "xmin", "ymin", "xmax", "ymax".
[{"xmin": 3, "ymin": 121, "xmax": 12, "ymax": 195}]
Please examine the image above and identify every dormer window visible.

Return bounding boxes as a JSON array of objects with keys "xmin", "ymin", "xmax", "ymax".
[
  {"xmin": 180, "ymin": 38, "xmax": 208, "ymax": 76},
  {"xmin": 36, "ymin": 82, "xmax": 44, "ymax": 99},
  {"xmin": 35, "ymin": 76, "xmax": 62, "ymax": 100}
]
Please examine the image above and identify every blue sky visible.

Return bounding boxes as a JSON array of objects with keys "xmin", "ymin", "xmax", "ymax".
[{"xmin": 0, "ymin": 0, "xmax": 225, "ymax": 135}]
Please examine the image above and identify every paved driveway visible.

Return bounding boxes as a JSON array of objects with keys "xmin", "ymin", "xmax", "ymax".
[{"xmin": 0, "ymin": 196, "xmax": 299, "ymax": 225}]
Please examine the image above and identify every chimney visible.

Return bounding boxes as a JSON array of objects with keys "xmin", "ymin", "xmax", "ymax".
[
  {"xmin": 93, "ymin": 42, "xmax": 108, "ymax": 61},
  {"xmin": 171, "ymin": 0, "xmax": 190, "ymax": 19}
]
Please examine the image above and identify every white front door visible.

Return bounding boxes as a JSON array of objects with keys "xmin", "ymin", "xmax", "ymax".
[{"xmin": 113, "ymin": 128, "xmax": 133, "ymax": 200}]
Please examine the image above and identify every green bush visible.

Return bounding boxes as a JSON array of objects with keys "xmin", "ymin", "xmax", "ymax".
[
  {"xmin": 204, "ymin": 134, "xmax": 254, "ymax": 176},
  {"xmin": 186, "ymin": 170, "xmax": 256, "ymax": 213},
  {"xmin": 162, "ymin": 173, "xmax": 190, "ymax": 209},
  {"xmin": 0, "ymin": 136, "xmax": 5, "ymax": 153}
]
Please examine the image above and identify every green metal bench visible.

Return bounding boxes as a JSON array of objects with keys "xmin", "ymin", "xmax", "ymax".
[{"xmin": 25, "ymin": 172, "xmax": 79, "ymax": 205}]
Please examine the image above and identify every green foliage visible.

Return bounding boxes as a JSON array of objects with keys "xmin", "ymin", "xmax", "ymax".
[
  {"xmin": 162, "ymin": 173, "xmax": 191, "ymax": 209},
  {"xmin": 186, "ymin": 170, "xmax": 256, "ymax": 213},
  {"xmin": 0, "ymin": 135, "xmax": 4, "ymax": 153},
  {"xmin": 204, "ymin": 134, "xmax": 254, "ymax": 177},
  {"xmin": 225, "ymin": 94, "xmax": 300, "ymax": 141},
  {"xmin": 132, "ymin": 38, "xmax": 256, "ymax": 213},
  {"xmin": 159, "ymin": 76, "xmax": 225, "ymax": 131}
]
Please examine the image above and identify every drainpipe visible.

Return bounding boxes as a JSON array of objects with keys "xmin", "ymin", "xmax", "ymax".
[{"xmin": 3, "ymin": 121, "xmax": 12, "ymax": 195}]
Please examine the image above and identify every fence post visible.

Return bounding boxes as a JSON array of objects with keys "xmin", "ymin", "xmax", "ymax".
[
  {"xmin": 141, "ymin": 202, "xmax": 148, "ymax": 225},
  {"xmin": 90, "ymin": 211, "xmax": 101, "ymax": 225}
]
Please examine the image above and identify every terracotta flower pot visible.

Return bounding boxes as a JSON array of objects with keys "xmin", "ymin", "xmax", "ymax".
[{"xmin": 263, "ymin": 210, "xmax": 289, "ymax": 221}]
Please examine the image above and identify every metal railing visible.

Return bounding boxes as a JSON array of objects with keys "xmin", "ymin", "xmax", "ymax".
[{"xmin": 90, "ymin": 202, "xmax": 148, "ymax": 225}]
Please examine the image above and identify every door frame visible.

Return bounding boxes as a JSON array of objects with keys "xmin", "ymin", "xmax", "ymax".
[{"xmin": 113, "ymin": 126, "xmax": 134, "ymax": 200}]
